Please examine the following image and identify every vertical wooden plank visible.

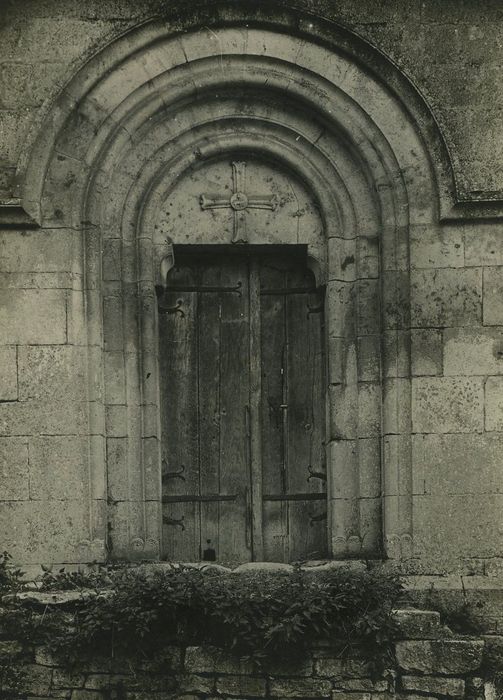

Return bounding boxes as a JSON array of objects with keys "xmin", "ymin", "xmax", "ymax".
[
  {"xmin": 249, "ymin": 258, "xmax": 264, "ymax": 561},
  {"xmin": 217, "ymin": 257, "xmax": 251, "ymax": 563},
  {"xmin": 159, "ymin": 264, "xmax": 200, "ymax": 560},
  {"xmin": 197, "ymin": 261, "xmax": 223, "ymax": 561},
  {"xmin": 260, "ymin": 258, "xmax": 288, "ymax": 561},
  {"xmin": 285, "ymin": 266, "xmax": 327, "ymax": 561}
]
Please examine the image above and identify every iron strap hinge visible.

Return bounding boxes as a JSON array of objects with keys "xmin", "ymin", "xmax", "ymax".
[
  {"xmin": 162, "ymin": 494, "xmax": 238, "ymax": 504},
  {"xmin": 262, "ymin": 492, "xmax": 327, "ymax": 502}
]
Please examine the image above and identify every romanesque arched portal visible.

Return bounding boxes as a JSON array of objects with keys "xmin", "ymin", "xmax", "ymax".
[{"xmin": 19, "ymin": 4, "xmax": 442, "ymax": 564}]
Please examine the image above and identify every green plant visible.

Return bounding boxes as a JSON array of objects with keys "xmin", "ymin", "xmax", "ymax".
[
  {"xmin": 40, "ymin": 564, "xmax": 402, "ymax": 670},
  {"xmin": 38, "ymin": 563, "xmax": 115, "ymax": 591},
  {"xmin": 0, "ymin": 551, "xmax": 24, "ymax": 594}
]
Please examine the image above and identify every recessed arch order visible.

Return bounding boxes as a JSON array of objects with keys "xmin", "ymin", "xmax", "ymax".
[{"xmin": 20, "ymin": 4, "xmax": 448, "ymax": 563}]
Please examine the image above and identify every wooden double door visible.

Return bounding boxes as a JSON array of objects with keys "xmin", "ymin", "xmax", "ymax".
[{"xmin": 158, "ymin": 249, "xmax": 326, "ymax": 563}]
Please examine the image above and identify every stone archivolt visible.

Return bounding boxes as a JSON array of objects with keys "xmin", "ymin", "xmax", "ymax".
[{"xmin": 16, "ymin": 6, "xmax": 443, "ymax": 563}]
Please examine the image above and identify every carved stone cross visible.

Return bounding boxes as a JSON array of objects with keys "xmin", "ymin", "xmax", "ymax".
[{"xmin": 200, "ymin": 161, "xmax": 279, "ymax": 243}]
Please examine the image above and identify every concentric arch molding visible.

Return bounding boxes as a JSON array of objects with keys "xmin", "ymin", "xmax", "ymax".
[
  {"xmin": 8, "ymin": 7, "xmax": 460, "ymax": 563},
  {"xmin": 10, "ymin": 1, "xmax": 503, "ymax": 227}
]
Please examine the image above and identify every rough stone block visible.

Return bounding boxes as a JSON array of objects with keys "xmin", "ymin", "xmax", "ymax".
[
  {"xmin": 71, "ymin": 691, "xmax": 105, "ymax": 700},
  {"xmin": 335, "ymin": 679, "xmax": 389, "ymax": 691},
  {"xmin": 216, "ymin": 675, "xmax": 267, "ymax": 696},
  {"xmin": 485, "ymin": 376, "xmax": 503, "ymax": 431},
  {"xmin": 382, "ymin": 270, "xmax": 410, "ymax": 329},
  {"xmin": 329, "ymin": 384, "xmax": 358, "ymax": 439},
  {"xmin": 401, "ymin": 675, "xmax": 465, "ymax": 697},
  {"xmin": 104, "ymin": 351, "xmax": 126, "ymax": 405},
  {"xmin": 29, "ymin": 436, "xmax": 87, "ymax": 500},
  {"xmin": 327, "ymin": 281, "xmax": 356, "ymax": 338},
  {"xmin": 357, "ymin": 335, "xmax": 381, "ymax": 381},
  {"xmin": 358, "ymin": 437, "xmax": 381, "ymax": 498},
  {"xmin": 0, "ymin": 437, "xmax": 29, "ymax": 500},
  {"xmin": 82, "ymin": 675, "xmax": 113, "ymax": 690},
  {"xmin": 34, "ymin": 647, "xmax": 60, "ymax": 666},
  {"xmin": 262, "ymin": 656, "xmax": 314, "ymax": 677},
  {"xmin": 0, "ymin": 397, "xmax": 88, "ymax": 437},
  {"xmin": 382, "ymin": 378, "xmax": 411, "ymax": 434},
  {"xmin": 52, "ymin": 669, "xmax": 86, "ymax": 689},
  {"xmin": 395, "ymin": 639, "xmax": 484, "ymax": 674},
  {"xmin": 0, "ymin": 639, "xmax": 23, "ymax": 658},
  {"xmin": 0, "ymin": 289, "xmax": 67, "ymax": 344},
  {"xmin": 0, "ymin": 345, "xmax": 17, "ymax": 400},
  {"xmin": 392, "ymin": 609, "xmax": 441, "ymax": 639},
  {"xmin": 411, "ymin": 268, "xmax": 482, "ymax": 327},
  {"xmin": 464, "ymin": 224, "xmax": 503, "ymax": 267},
  {"xmin": 410, "ymin": 224, "xmax": 464, "ymax": 269},
  {"xmin": 410, "ymin": 329, "xmax": 442, "ymax": 376},
  {"xmin": 483, "ymin": 268, "xmax": 503, "ymax": 326},
  {"xmin": 0, "ymin": 500, "xmax": 90, "ymax": 564},
  {"xmin": 314, "ymin": 658, "xmax": 369, "ymax": 678},
  {"xmin": 412, "ymin": 377, "xmax": 484, "ymax": 433},
  {"xmin": 269, "ymin": 678, "xmax": 332, "ymax": 697},
  {"xmin": 18, "ymin": 345, "xmax": 86, "ymax": 402},
  {"xmin": 444, "ymin": 328, "xmax": 503, "ymax": 376},
  {"xmin": 328, "ymin": 338, "xmax": 356, "ymax": 385},
  {"xmin": 358, "ymin": 382, "xmax": 380, "ymax": 437},
  {"xmin": 412, "ymin": 433, "xmax": 503, "ymax": 496},
  {"xmin": 184, "ymin": 646, "xmax": 254, "ymax": 675},
  {"xmin": 15, "ymin": 664, "xmax": 53, "ymax": 695},
  {"xmin": 105, "ymin": 405, "xmax": 128, "ymax": 438},
  {"xmin": 383, "ymin": 331, "xmax": 410, "ymax": 378},
  {"xmin": 179, "ymin": 674, "xmax": 215, "ymax": 695},
  {"xmin": 357, "ymin": 278, "xmax": 381, "ymax": 335},
  {"xmin": 413, "ymin": 495, "xmax": 503, "ymax": 562}
]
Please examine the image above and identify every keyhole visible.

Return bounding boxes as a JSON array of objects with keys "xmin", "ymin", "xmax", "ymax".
[{"xmin": 202, "ymin": 539, "xmax": 216, "ymax": 561}]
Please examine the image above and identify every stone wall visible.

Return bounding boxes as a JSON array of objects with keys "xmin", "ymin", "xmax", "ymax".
[
  {"xmin": 0, "ymin": 0, "xmax": 502, "ymax": 201},
  {"xmin": 0, "ymin": 0, "xmax": 503, "ymax": 575},
  {"xmin": 0, "ymin": 608, "xmax": 498, "ymax": 700}
]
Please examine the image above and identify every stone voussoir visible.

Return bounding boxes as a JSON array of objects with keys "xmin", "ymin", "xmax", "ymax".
[{"xmin": 395, "ymin": 639, "xmax": 484, "ymax": 674}]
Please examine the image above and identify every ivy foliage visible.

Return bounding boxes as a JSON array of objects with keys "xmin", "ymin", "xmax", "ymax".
[{"xmin": 32, "ymin": 564, "xmax": 404, "ymax": 668}]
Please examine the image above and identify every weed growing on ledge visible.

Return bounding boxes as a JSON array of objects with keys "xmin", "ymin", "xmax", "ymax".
[{"xmin": 33, "ymin": 565, "xmax": 404, "ymax": 669}]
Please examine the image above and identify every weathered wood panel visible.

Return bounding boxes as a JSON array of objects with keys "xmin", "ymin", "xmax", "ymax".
[
  {"xmin": 159, "ymin": 265, "xmax": 199, "ymax": 560},
  {"xmin": 160, "ymin": 251, "xmax": 326, "ymax": 563}
]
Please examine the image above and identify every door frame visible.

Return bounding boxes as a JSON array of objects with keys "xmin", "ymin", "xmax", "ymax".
[{"xmin": 158, "ymin": 244, "xmax": 327, "ymax": 562}]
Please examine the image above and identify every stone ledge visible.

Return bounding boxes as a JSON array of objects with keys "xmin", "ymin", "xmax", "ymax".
[{"xmin": 1, "ymin": 590, "xmax": 109, "ymax": 607}]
